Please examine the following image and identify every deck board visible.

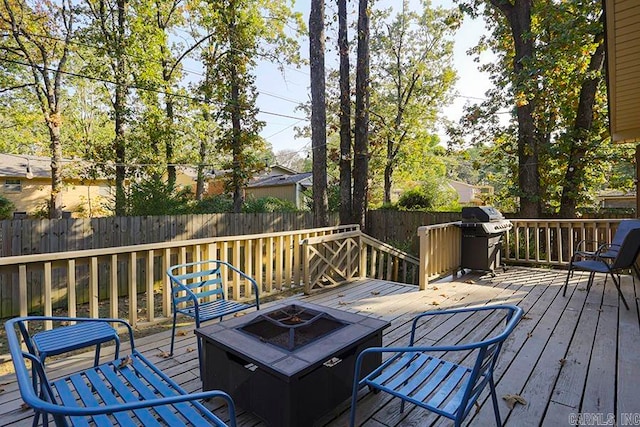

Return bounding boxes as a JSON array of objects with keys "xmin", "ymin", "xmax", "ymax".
[{"xmin": 1, "ymin": 266, "xmax": 639, "ymax": 426}]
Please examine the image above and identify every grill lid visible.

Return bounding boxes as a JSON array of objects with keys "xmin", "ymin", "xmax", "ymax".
[{"xmin": 461, "ymin": 206, "xmax": 504, "ymax": 223}]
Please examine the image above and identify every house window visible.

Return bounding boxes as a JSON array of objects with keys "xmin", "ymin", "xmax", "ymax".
[{"xmin": 4, "ymin": 179, "xmax": 22, "ymax": 193}]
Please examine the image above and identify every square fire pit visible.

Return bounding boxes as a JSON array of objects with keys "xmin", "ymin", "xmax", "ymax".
[{"xmin": 195, "ymin": 301, "xmax": 390, "ymax": 427}]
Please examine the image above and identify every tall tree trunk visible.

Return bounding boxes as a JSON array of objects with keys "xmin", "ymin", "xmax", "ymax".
[
  {"xmin": 162, "ymin": 58, "xmax": 176, "ymax": 188},
  {"xmin": 310, "ymin": 0, "xmax": 328, "ymax": 227},
  {"xmin": 114, "ymin": 0, "xmax": 128, "ymax": 216},
  {"xmin": 47, "ymin": 115, "xmax": 64, "ymax": 218},
  {"xmin": 338, "ymin": 0, "xmax": 352, "ymax": 225},
  {"xmin": 228, "ymin": 5, "xmax": 244, "ymax": 214},
  {"xmin": 559, "ymin": 28, "xmax": 605, "ymax": 218},
  {"xmin": 384, "ymin": 138, "xmax": 393, "ymax": 204},
  {"xmin": 353, "ymin": 0, "xmax": 370, "ymax": 229},
  {"xmin": 491, "ymin": 0, "xmax": 540, "ymax": 218}
]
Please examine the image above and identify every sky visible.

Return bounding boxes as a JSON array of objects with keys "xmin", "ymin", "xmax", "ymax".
[{"xmin": 254, "ymin": 0, "xmax": 495, "ymax": 155}]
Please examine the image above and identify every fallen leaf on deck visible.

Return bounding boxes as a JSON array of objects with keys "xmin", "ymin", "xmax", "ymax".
[
  {"xmin": 338, "ymin": 293, "xmax": 344, "ymax": 297},
  {"xmin": 371, "ymin": 291, "xmax": 380, "ymax": 295},
  {"xmin": 465, "ymin": 280, "xmax": 475, "ymax": 284},
  {"xmin": 432, "ymin": 286, "xmax": 439, "ymax": 290},
  {"xmin": 439, "ymin": 294, "xmax": 447, "ymax": 297},
  {"xmin": 474, "ymin": 401, "xmax": 481, "ymax": 414},
  {"xmin": 157, "ymin": 351, "xmax": 170, "ymax": 358},
  {"xmin": 502, "ymin": 394, "xmax": 527, "ymax": 409},
  {"xmin": 234, "ymin": 312, "xmax": 245, "ymax": 317},
  {"xmin": 522, "ymin": 315, "xmax": 531, "ymax": 320},
  {"xmin": 527, "ymin": 331, "xmax": 533, "ymax": 338},
  {"xmin": 21, "ymin": 403, "xmax": 30, "ymax": 411},
  {"xmin": 431, "ymin": 301, "xmax": 440, "ymax": 306},
  {"xmin": 186, "ymin": 347, "xmax": 195, "ymax": 353},
  {"xmin": 176, "ymin": 330, "xmax": 187, "ymax": 336},
  {"xmin": 559, "ymin": 358, "xmax": 567, "ymax": 366},
  {"xmin": 118, "ymin": 355, "xmax": 133, "ymax": 368}
]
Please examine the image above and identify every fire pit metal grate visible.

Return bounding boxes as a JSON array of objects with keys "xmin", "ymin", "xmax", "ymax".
[{"xmin": 238, "ymin": 304, "xmax": 347, "ymax": 351}]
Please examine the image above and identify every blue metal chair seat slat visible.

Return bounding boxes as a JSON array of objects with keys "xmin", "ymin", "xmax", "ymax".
[
  {"xmin": 80, "ymin": 369, "xmax": 151, "ymax": 426},
  {"xmin": 196, "ymin": 300, "xmax": 253, "ymax": 321},
  {"xmin": 51, "ymin": 377, "xmax": 92, "ymax": 427},
  {"xmin": 94, "ymin": 365, "xmax": 163, "ymax": 426},
  {"xmin": 427, "ymin": 364, "xmax": 471, "ymax": 409},
  {"xmin": 409, "ymin": 360, "xmax": 457, "ymax": 402},
  {"xmin": 64, "ymin": 374, "xmax": 115, "ymax": 427},
  {"xmin": 32, "ymin": 321, "xmax": 119, "ymax": 366},
  {"xmin": 350, "ymin": 305, "xmax": 524, "ymax": 427},
  {"xmin": 116, "ymin": 358, "xmax": 206, "ymax": 425},
  {"xmin": 126, "ymin": 354, "xmax": 221, "ymax": 426},
  {"xmin": 380, "ymin": 354, "xmax": 439, "ymax": 392}
]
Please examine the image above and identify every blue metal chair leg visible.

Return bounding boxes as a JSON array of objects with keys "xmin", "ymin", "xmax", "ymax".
[
  {"xmin": 489, "ymin": 376, "xmax": 502, "ymax": 426},
  {"xmin": 170, "ymin": 311, "xmax": 178, "ymax": 356}
]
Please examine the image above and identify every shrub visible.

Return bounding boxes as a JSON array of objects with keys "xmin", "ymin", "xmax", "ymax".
[
  {"xmin": 193, "ymin": 195, "xmax": 234, "ymax": 213},
  {"xmin": 398, "ymin": 188, "xmax": 432, "ymax": 210},
  {"xmin": 243, "ymin": 196, "xmax": 299, "ymax": 213},
  {"xmin": 127, "ymin": 177, "xmax": 192, "ymax": 216},
  {"xmin": 0, "ymin": 195, "xmax": 14, "ymax": 219}
]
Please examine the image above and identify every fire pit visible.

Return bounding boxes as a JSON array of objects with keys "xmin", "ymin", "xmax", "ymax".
[
  {"xmin": 239, "ymin": 304, "xmax": 347, "ymax": 351},
  {"xmin": 195, "ymin": 301, "xmax": 389, "ymax": 427}
]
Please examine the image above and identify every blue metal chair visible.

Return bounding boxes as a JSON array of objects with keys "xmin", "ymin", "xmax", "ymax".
[
  {"xmin": 167, "ymin": 260, "xmax": 260, "ymax": 356},
  {"xmin": 563, "ymin": 227, "xmax": 640, "ymax": 310},
  {"xmin": 349, "ymin": 304, "xmax": 523, "ymax": 427}
]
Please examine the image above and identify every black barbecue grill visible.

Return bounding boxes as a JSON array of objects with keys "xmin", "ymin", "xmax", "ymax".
[{"xmin": 459, "ymin": 206, "xmax": 512, "ymax": 275}]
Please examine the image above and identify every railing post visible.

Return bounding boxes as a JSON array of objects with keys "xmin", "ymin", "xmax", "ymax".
[
  {"xmin": 302, "ymin": 239, "xmax": 311, "ymax": 294},
  {"xmin": 359, "ymin": 233, "xmax": 367, "ymax": 279},
  {"xmin": 418, "ymin": 226, "xmax": 429, "ymax": 290}
]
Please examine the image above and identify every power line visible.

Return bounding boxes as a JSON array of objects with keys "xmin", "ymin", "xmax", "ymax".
[{"xmin": 0, "ymin": 57, "xmax": 308, "ymax": 121}]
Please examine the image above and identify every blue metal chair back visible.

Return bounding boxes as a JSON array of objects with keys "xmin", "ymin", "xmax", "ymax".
[
  {"xmin": 168, "ymin": 261, "xmax": 227, "ymax": 310},
  {"xmin": 596, "ymin": 219, "xmax": 640, "ymax": 258},
  {"xmin": 610, "ymin": 227, "xmax": 640, "ymax": 270}
]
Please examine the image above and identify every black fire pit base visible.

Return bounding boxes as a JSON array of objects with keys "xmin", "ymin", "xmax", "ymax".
[{"xmin": 196, "ymin": 301, "xmax": 390, "ymax": 427}]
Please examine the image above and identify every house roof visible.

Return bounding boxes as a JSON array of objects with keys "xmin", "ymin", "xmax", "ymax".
[
  {"xmin": 247, "ymin": 172, "xmax": 312, "ymax": 188},
  {"xmin": 605, "ymin": 0, "xmax": 640, "ymax": 143},
  {"xmin": 0, "ymin": 153, "xmax": 51, "ymax": 179}
]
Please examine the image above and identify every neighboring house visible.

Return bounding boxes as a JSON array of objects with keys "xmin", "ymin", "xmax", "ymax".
[
  {"xmin": 245, "ymin": 167, "xmax": 312, "ymax": 209},
  {"xmin": 0, "ymin": 153, "xmax": 112, "ymax": 217},
  {"xmin": 596, "ymin": 189, "xmax": 636, "ymax": 209},
  {"xmin": 448, "ymin": 180, "xmax": 494, "ymax": 206}
]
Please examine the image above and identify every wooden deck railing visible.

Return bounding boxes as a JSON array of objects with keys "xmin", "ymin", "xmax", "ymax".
[
  {"xmin": 504, "ymin": 218, "xmax": 627, "ymax": 265},
  {"xmin": 417, "ymin": 222, "xmax": 462, "ymax": 288},
  {"xmin": 415, "ymin": 218, "xmax": 630, "ymax": 287},
  {"xmin": 301, "ymin": 230, "xmax": 420, "ymax": 293},
  {"xmin": 0, "ymin": 225, "xmax": 358, "ymax": 325}
]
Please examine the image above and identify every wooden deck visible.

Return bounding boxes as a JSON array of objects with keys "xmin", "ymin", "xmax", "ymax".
[{"xmin": 1, "ymin": 266, "xmax": 639, "ymax": 426}]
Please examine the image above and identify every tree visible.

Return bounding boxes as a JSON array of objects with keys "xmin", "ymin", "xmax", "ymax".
[
  {"xmin": 369, "ymin": 0, "xmax": 457, "ymax": 204},
  {"xmin": 310, "ymin": 0, "xmax": 328, "ymax": 226},
  {"xmin": 1, "ymin": 0, "xmax": 75, "ymax": 218},
  {"xmin": 84, "ymin": 0, "xmax": 131, "ymax": 216},
  {"xmin": 200, "ymin": 0, "xmax": 304, "ymax": 213},
  {"xmin": 337, "ymin": 0, "xmax": 352, "ymax": 225},
  {"xmin": 458, "ymin": 0, "xmax": 624, "ymax": 217},
  {"xmin": 352, "ymin": 0, "xmax": 370, "ymax": 229}
]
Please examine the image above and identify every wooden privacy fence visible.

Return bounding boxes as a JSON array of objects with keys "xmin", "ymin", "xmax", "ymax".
[
  {"xmin": 301, "ymin": 230, "xmax": 420, "ymax": 293},
  {"xmin": 0, "ymin": 225, "xmax": 357, "ymax": 321},
  {"xmin": 0, "ymin": 212, "xmax": 340, "ymax": 256}
]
